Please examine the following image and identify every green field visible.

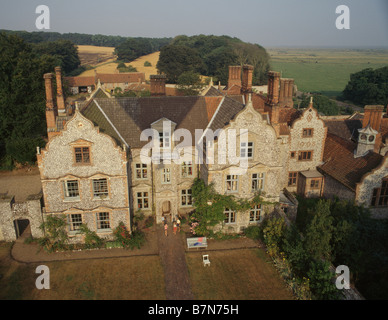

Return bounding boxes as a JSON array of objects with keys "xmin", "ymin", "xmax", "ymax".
[{"xmin": 268, "ymin": 48, "xmax": 388, "ymax": 97}]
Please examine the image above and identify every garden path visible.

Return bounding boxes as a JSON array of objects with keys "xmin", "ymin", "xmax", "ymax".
[{"xmin": 157, "ymin": 224, "xmax": 194, "ymax": 300}]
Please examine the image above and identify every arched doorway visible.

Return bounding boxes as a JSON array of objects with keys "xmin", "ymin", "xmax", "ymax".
[{"xmin": 13, "ymin": 219, "xmax": 31, "ymax": 239}]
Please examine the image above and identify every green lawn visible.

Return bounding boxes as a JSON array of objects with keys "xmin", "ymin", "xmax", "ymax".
[
  {"xmin": 268, "ymin": 48, "xmax": 388, "ymax": 97},
  {"xmin": 0, "ymin": 242, "xmax": 166, "ymax": 300},
  {"xmin": 186, "ymin": 249, "xmax": 295, "ymax": 300}
]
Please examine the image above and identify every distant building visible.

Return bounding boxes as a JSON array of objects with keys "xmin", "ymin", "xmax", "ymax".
[{"xmin": 65, "ymin": 71, "xmax": 146, "ymax": 95}]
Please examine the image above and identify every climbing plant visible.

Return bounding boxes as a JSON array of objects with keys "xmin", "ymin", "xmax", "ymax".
[
  {"xmin": 190, "ymin": 178, "xmax": 274, "ymax": 237},
  {"xmin": 38, "ymin": 214, "xmax": 69, "ymax": 253}
]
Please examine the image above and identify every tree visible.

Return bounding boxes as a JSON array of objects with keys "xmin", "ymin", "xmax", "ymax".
[
  {"xmin": 342, "ymin": 67, "xmax": 388, "ymax": 106},
  {"xmin": 32, "ymin": 39, "xmax": 81, "ymax": 74},
  {"xmin": 300, "ymin": 94, "xmax": 340, "ymax": 116},
  {"xmin": 159, "ymin": 35, "xmax": 271, "ymax": 86},
  {"xmin": 0, "ymin": 33, "xmax": 57, "ymax": 168},
  {"xmin": 176, "ymin": 71, "xmax": 205, "ymax": 96},
  {"xmin": 157, "ymin": 45, "xmax": 205, "ymax": 83},
  {"xmin": 303, "ymin": 200, "xmax": 333, "ymax": 261},
  {"xmin": 307, "ymin": 260, "xmax": 339, "ymax": 300}
]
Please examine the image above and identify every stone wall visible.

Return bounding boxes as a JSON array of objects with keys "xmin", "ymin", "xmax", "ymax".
[
  {"xmin": 37, "ymin": 110, "xmax": 131, "ymax": 238},
  {"xmin": 356, "ymin": 156, "xmax": 388, "ymax": 219},
  {"xmin": 321, "ymin": 174, "xmax": 356, "ymax": 201},
  {"xmin": 0, "ymin": 194, "xmax": 44, "ymax": 242},
  {"xmin": 205, "ymin": 101, "xmax": 290, "ymax": 232},
  {"xmin": 288, "ymin": 106, "xmax": 327, "ymax": 185},
  {"xmin": 130, "ymin": 147, "xmax": 197, "ymax": 224}
]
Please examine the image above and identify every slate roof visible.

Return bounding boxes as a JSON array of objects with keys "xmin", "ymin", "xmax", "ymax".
[
  {"xmin": 208, "ymin": 96, "xmax": 245, "ymax": 132},
  {"xmin": 323, "ymin": 119, "xmax": 363, "ymax": 142},
  {"xmin": 82, "ymin": 96, "xmax": 220, "ymax": 148}
]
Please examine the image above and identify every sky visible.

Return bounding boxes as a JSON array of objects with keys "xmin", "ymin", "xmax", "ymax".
[{"xmin": 0, "ymin": 0, "xmax": 387, "ymax": 48}]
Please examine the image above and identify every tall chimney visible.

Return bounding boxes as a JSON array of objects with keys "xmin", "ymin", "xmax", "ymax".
[
  {"xmin": 287, "ymin": 79, "xmax": 294, "ymax": 106},
  {"xmin": 55, "ymin": 66, "xmax": 66, "ymax": 114},
  {"xmin": 279, "ymin": 79, "xmax": 286, "ymax": 106},
  {"xmin": 44, "ymin": 73, "xmax": 57, "ymax": 139},
  {"xmin": 267, "ymin": 71, "xmax": 280, "ymax": 105},
  {"xmin": 150, "ymin": 75, "xmax": 166, "ymax": 96},
  {"xmin": 242, "ymin": 65, "xmax": 254, "ymax": 94},
  {"xmin": 228, "ymin": 66, "xmax": 242, "ymax": 89}
]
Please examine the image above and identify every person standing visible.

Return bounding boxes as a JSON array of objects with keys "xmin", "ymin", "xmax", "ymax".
[
  {"xmin": 164, "ymin": 222, "xmax": 168, "ymax": 236},
  {"xmin": 176, "ymin": 218, "xmax": 181, "ymax": 233},
  {"xmin": 173, "ymin": 222, "xmax": 177, "ymax": 235}
]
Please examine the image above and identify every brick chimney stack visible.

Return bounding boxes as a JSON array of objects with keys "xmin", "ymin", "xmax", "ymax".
[
  {"xmin": 44, "ymin": 73, "xmax": 57, "ymax": 139},
  {"xmin": 150, "ymin": 75, "xmax": 166, "ymax": 96},
  {"xmin": 241, "ymin": 65, "xmax": 254, "ymax": 94},
  {"xmin": 55, "ymin": 66, "xmax": 66, "ymax": 114},
  {"xmin": 228, "ymin": 66, "xmax": 242, "ymax": 89},
  {"xmin": 267, "ymin": 71, "xmax": 280, "ymax": 105}
]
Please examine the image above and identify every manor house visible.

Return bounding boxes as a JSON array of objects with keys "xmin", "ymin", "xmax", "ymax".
[{"xmin": 1, "ymin": 65, "xmax": 387, "ymax": 242}]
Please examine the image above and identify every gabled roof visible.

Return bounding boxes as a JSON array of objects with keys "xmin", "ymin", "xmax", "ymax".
[
  {"xmin": 82, "ymin": 96, "xmax": 214, "ymax": 148},
  {"xmin": 318, "ymin": 133, "xmax": 383, "ymax": 191},
  {"xmin": 97, "ymin": 73, "xmax": 145, "ymax": 84},
  {"xmin": 64, "ymin": 76, "xmax": 95, "ymax": 87},
  {"xmin": 208, "ymin": 96, "xmax": 245, "ymax": 132},
  {"xmin": 323, "ymin": 119, "xmax": 363, "ymax": 142}
]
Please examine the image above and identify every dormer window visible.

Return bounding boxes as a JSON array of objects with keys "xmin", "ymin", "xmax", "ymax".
[{"xmin": 159, "ymin": 131, "xmax": 170, "ymax": 149}]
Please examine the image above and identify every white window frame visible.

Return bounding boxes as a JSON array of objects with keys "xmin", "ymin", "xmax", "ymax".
[
  {"xmin": 96, "ymin": 212, "xmax": 111, "ymax": 231},
  {"xmin": 224, "ymin": 208, "xmax": 236, "ymax": 224},
  {"xmin": 240, "ymin": 142, "xmax": 254, "ymax": 159},
  {"xmin": 226, "ymin": 175, "xmax": 239, "ymax": 193},
  {"xmin": 68, "ymin": 213, "xmax": 82, "ymax": 233},
  {"xmin": 181, "ymin": 161, "xmax": 193, "ymax": 178},
  {"xmin": 162, "ymin": 168, "xmax": 171, "ymax": 184},
  {"xmin": 181, "ymin": 189, "xmax": 193, "ymax": 207},
  {"xmin": 137, "ymin": 192, "xmax": 149, "ymax": 210},
  {"xmin": 252, "ymin": 173, "xmax": 265, "ymax": 192},
  {"xmin": 63, "ymin": 180, "xmax": 80, "ymax": 201},
  {"xmin": 92, "ymin": 178, "xmax": 109, "ymax": 198},
  {"xmin": 159, "ymin": 131, "xmax": 171, "ymax": 149},
  {"xmin": 250, "ymin": 205, "xmax": 262, "ymax": 223},
  {"xmin": 135, "ymin": 163, "xmax": 148, "ymax": 180}
]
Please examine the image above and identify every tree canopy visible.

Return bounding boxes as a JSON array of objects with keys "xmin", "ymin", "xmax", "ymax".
[
  {"xmin": 0, "ymin": 33, "xmax": 60, "ymax": 168},
  {"xmin": 157, "ymin": 34, "xmax": 270, "ymax": 85},
  {"xmin": 342, "ymin": 66, "xmax": 388, "ymax": 107},
  {"xmin": 300, "ymin": 94, "xmax": 340, "ymax": 116}
]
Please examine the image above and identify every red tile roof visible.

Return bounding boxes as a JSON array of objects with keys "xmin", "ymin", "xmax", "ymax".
[
  {"xmin": 64, "ymin": 76, "xmax": 95, "ymax": 87},
  {"xmin": 318, "ymin": 133, "xmax": 383, "ymax": 191}
]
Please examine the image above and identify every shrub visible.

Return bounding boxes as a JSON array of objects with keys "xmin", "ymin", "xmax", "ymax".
[
  {"xmin": 113, "ymin": 221, "xmax": 145, "ymax": 250},
  {"xmin": 79, "ymin": 224, "xmax": 103, "ymax": 249},
  {"xmin": 38, "ymin": 215, "xmax": 69, "ymax": 253},
  {"xmin": 243, "ymin": 225, "xmax": 262, "ymax": 240},
  {"xmin": 144, "ymin": 61, "xmax": 152, "ymax": 67},
  {"xmin": 307, "ymin": 260, "xmax": 339, "ymax": 300}
]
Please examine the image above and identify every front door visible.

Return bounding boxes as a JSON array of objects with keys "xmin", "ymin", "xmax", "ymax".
[{"xmin": 162, "ymin": 201, "xmax": 171, "ymax": 223}]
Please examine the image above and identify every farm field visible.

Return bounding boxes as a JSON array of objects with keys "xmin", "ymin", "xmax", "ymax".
[
  {"xmin": 76, "ymin": 45, "xmax": 159, "ymax": 81},
  {"xmin": 77, "ymin": 45, "xmax": 116, "ymax": 66},
  {"xmin": 267, "ymin": 47, "xmax": 388, "ymax": 97}
]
